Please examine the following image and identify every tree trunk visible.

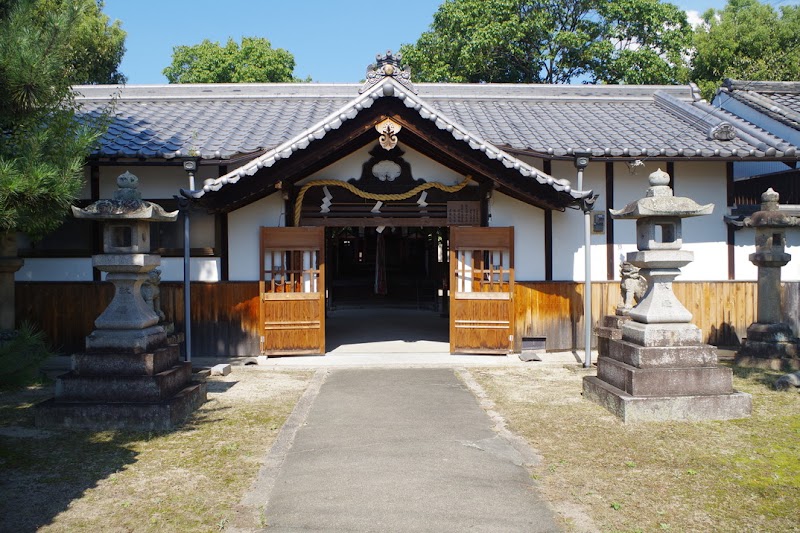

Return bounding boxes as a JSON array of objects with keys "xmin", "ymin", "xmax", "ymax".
[{"xmin": 0, "ymin": 232, "xmax": 24, "ymax": 331}]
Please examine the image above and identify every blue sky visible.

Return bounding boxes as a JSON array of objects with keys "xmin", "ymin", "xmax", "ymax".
[{"xmin": 103, "ymin": 0, "xmax": 791, "ymax": 85}]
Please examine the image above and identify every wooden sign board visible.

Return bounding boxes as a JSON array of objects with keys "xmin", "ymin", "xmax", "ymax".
[{"xmin": 447, "ymin": 201, "xmax": 481, "ymax": 226}]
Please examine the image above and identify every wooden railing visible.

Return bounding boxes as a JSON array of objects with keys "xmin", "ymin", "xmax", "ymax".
[{"xmin": 15, "ymin": 280, "xmax": 799, "ymax": 355}]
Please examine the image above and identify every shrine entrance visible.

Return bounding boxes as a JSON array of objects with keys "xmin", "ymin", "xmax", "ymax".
[
  {"xmin": 258, "ymin": 225, "xmax": 514, "ymax": 356},
  {"xmin": 327, "ymin": 226, "xmax": 447, "ymax": 311}
]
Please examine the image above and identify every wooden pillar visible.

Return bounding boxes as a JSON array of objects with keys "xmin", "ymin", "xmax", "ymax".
[
  {"xmin": 90, "ymin": 164, "xmax": 101, "ymax": 281},
  {"xmin": 543, "ymin": 160, "xmax": 553, "ymax": 280},
  {"xmin": 218, "ymin": 165, "xmax": 229, "ymax": 281},
  {"xmin": 726, "ymin": 162, "xmax": 735, "ymax": 280}
]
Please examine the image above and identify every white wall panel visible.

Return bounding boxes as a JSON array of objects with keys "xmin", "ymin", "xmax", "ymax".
[
  {"xmin": 228, "ymin": 193, "xmax": 285, "ymax": 281},
  {"xmin": 550, "ymin": 160, "xmax": 607, "ymax": 281},
  {"xmin": 15, "ymin": 258, "xmax": 93, "ymax": 281},
  {"xmin": 489, "ymin": 193, "xmax": 545, "ymax": 281}
]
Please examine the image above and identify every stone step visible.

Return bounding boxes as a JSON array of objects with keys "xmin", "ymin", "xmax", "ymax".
[
  {"xmin": 582, "ymin": 376, "xmax": 752, "ymax": 423},
  {"xmin": 72, "ymin": 344, "xmax": 181, "ymax": 376},
  {"xmin": 54, "ymin": 362, "xmax": 192, "ymax": 403},
  {"xmin": 596, "ymin": 357, "xmax": 733, "ymax": 397},
  {"xmin": 605, "ymin": 338, "xmax": 718, "ymax": 368},
  {"xmin": 36, "ymin": 381, "xmax": 207, "ymax": 431}
]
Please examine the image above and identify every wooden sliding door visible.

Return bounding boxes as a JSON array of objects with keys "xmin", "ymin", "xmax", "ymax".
[
  {"xmin": 449, "ymin": 227, "xmax": 514, "ymax": 354},
  {"xmin": 259, "ymin": 227, "xmax": 325, "ymax": 355}
]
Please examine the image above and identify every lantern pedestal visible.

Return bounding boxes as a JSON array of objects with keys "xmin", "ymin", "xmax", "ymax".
[{"xmin": 36, "ymin": 172, "xmax": 206, "ymax": 430}]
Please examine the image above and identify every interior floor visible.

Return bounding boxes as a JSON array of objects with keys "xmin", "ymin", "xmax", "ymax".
[
  {"xmin": 325, "ymin": 308, "xmax": 449, "ymax": 354},
  {"xmin": 327, "ymin": 227, "xmax": 447, "ymax": 310}
]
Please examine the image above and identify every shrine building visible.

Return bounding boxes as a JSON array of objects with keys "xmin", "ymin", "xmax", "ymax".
[{"xmin": 15, "ymin": 54, "xmax": 800, "ymax": 357}]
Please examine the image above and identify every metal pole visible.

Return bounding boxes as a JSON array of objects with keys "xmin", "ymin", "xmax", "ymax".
[
  {"xmin": 575, "ymin": 152, "xmax": 593, "ymax": 368},
  {"xmin": 180, "ymin": 165, "xmax": 196, "ymax": 363},
  {"xmin": 583, "ymin": 200, "xmax": 593, "ymax": 368}
]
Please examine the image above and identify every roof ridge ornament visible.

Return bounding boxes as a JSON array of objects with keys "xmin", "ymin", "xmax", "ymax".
[{"xmin": 360, "ymin": 50, "xmax": 417, "ymax": 95}]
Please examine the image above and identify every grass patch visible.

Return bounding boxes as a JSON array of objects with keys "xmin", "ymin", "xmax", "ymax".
[
  {"xmin": 0, "ymin": 368, "xmax": 313, "ymax": 532},
  {"xmin": 471, "ymin": 364, "xmax": 800, "ymax": 533},
  {"xmin": 0, "ymin": 323, "xmax": 53, "ymax": 389}
]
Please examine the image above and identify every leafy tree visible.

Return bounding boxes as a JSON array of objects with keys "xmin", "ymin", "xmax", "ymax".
[
  {"xmin": 0, "ymin": 0, "xmax": 108, "ymax": 331},
  {"xmin": 163, "ymin": 37, "xmax": 302, "ymax": 83},
  {"xmin": 399, "ymin": 0, "xmax": 692, "ymax": 85},
  {"xmin": 691, "ymin": 0, "xmax": 800, "ymax": 100}
]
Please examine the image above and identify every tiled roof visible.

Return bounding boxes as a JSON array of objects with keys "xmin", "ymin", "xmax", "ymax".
[
  {"xmin": 717, "ymin": 79, "xmax": 800, "ymax": 131},
  {"xmin": 76, "ymin": 81, "xmax": 797, "ymax": 163}
]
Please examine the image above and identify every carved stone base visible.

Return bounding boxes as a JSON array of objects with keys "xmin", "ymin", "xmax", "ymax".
[
  {"xmin": 735, "ymin": 322, "xmax": 800, "ymax": 371},
  {"xmin": 583, "ymin": 376, "xmax": 753, "ymax": 423},
  {"xmin": 36, "ymin": 343, "xmax": 206, "ymax": 430},
  {"xmin": 35, "ymin": 383, "xmax": 206, "ymax": 431},
  {"xmin": 596, "ymin": 315, "xmax": 630, "ymax": 359},
  {"xmin": 584, "ymin": 337, "xmax": 751, "ymax": 423},
  {"xmin": 86, "ymin": 325, "xmax": 166, "ymax": 354}
]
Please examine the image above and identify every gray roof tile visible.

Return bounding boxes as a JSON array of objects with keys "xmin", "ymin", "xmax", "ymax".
[
  {"xmin": 719, "ymin": 80, "xmax": 800, "ymax": 131},
  {"xmin": 75, "ymin": 80, "xmax": 799, "ymax": 164}
]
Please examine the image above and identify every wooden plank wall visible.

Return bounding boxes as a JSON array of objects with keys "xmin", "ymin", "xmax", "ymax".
[
  {"xmin": 16, "ymin": 282, "xmax": 261, "ymax": 357},
  {"xmin": 513, "ymin": 281, "xmax": 769, "ymax": 351},
  {"xmin": 15, "ymin": 280, "xmax": 799, "ymax": 355}
]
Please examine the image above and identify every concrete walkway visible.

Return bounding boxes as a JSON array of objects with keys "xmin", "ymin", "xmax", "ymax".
[{"xmin": 234, "ymin": 368, "xmax": 561, "ymax": 532}]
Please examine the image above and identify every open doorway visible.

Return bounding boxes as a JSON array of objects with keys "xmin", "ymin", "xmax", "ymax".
[{"xmin": 324, "ymin": 226, "xmax": 449, "ymax": 353}]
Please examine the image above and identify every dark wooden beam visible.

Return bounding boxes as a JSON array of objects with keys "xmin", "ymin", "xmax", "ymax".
[
  {"xmin": 90, "ymin": 165, "xmax": 101, "ymax": 281},
  {"xmin": 543, "ymin": 160, "xmax": 553, "ymax": 281},
  {"xmin": 218, "ymin": 165, "xmax": 229, "ymax": 281},
  {"xmin": 389, "ymin": 109, "xmax": 569, "ymax": 211},
  {"xmin": 667, "ymin": 161, "xmax": 675, "ymax": 191},
  {"xmin": 727, "ymin": 162, "xmax": 735, "ymax": 280}
]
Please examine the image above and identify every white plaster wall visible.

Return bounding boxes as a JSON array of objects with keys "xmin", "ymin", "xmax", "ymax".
[
  {"xmin": 159, "ymin": 257, "xmax": 221, "ymax": 282},
  {"xmin": 299, "ymin": 143, "xmax": 466, "ymax": 186},
  {"xmin": 609, "ymin": 162, "xmax": 729, "ymax": 281},
  {"xmin": 489, "ymin": 193, "xmax": 545, "ymax": 281},
  {"xmin": 550, "ymin": 160, "xmax": 608, "ymax": 281},
  {"xmin": 16, "ymin": 258, "xmax": 93, "ymax": 281},
  {"xmin": 99, "ymin": 165, "xmax": 218, "ymax": 199},
  {"xmin": 610, "ymin": 164, "xmax": 650, "ymax": 280},
  {"xmin": 734, "ymin": 227, "xmax": 800, "ymax": 281},
  {"xmin": 228, "ymin": 193, "xmax": 285, "ymax": 281},
  {"xmin": 673, "ymin": 161, "xmax": 728, "ymax": 280}
]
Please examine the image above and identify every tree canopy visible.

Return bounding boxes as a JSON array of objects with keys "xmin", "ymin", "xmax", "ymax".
[
  {"xmin": 163, "ymin": 37, "xmax": 303, "ymax": 83},
  {"xmin": 691, "ymin": 0, "xmax": 800, "ymax": 100},
  {"xmin": 399, "ymin": 0, "xmax": 692, "ymax": 85},
  {"xmin": 0, "ymin": 0, "xmax": 111, "ymax": 328}
]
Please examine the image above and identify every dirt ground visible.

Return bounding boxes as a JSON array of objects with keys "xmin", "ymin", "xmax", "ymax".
[{"xmin": 0, "ymin": 367, "xmax": 313, "ymax": 532}]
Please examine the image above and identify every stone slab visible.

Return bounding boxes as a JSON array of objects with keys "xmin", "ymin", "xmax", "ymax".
[
  {"xmin": 36, "ymin": 382, "xmax": 207, "ymax": 431},
  {"xmin": 596, "ymin": 357, "xmax": 733, "ymax": 397},
  {"xmin": 622, "ymin": 321, "xmax": 703, "ymax": 347},
  {"xmin": 518, "ymin": 351, "xmax": 542, "ymax": 362},
  {"xmin": 55, "ymin": 362, "xmax": 192, "ymax": 402},
  {"xmin": 210, "ymin": 363, "xmax": 232, "ymax": 376},
  {"xmin": 745, "ymin": 322, "xmax": 797, "ymax": 342},
  {"xmin": 72, "ymin": 344, "xmax": 180, "ymax": 376},
  {"xmin": 583, "ymin": 376, "xmax": 752, "ymax": 423},
  {"xmin": 606, "ymin": 338, "xmax": 718, "ymax": 368},
  {"xmin": 86, "ymin": 325, "xmax": 166, "ymax": 354},
  {"xmin": 734, "ymin": 354, "xmax": 800, "ymax": 372}
]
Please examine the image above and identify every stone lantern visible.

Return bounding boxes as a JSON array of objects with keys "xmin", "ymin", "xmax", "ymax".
[
  {"xmin": 36, "ymin": 172, "xmax": 206, "ymax": 430},
  {"xmin": 735, "ymin": 188, "xmax": 800, "ymax": 370},
  {"xmin": 583, "ymin": 169, "xmax": 751, "ymax": 422}
]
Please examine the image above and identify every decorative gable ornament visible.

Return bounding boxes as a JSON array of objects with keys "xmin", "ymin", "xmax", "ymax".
[
  {"xmin": 708, "ymin": 122, "xmax": 736, "ymax": 141},
  {"xmin": 360, "ymin": 50, "xmax": 417, "ymax": 94},
  {"xmin": 375, "ymin": 118, "xmax": 402, "ymax": 150},
  {"xmin": 372, "ymin": 160, "xmax": 401, "ymax": 181}
]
